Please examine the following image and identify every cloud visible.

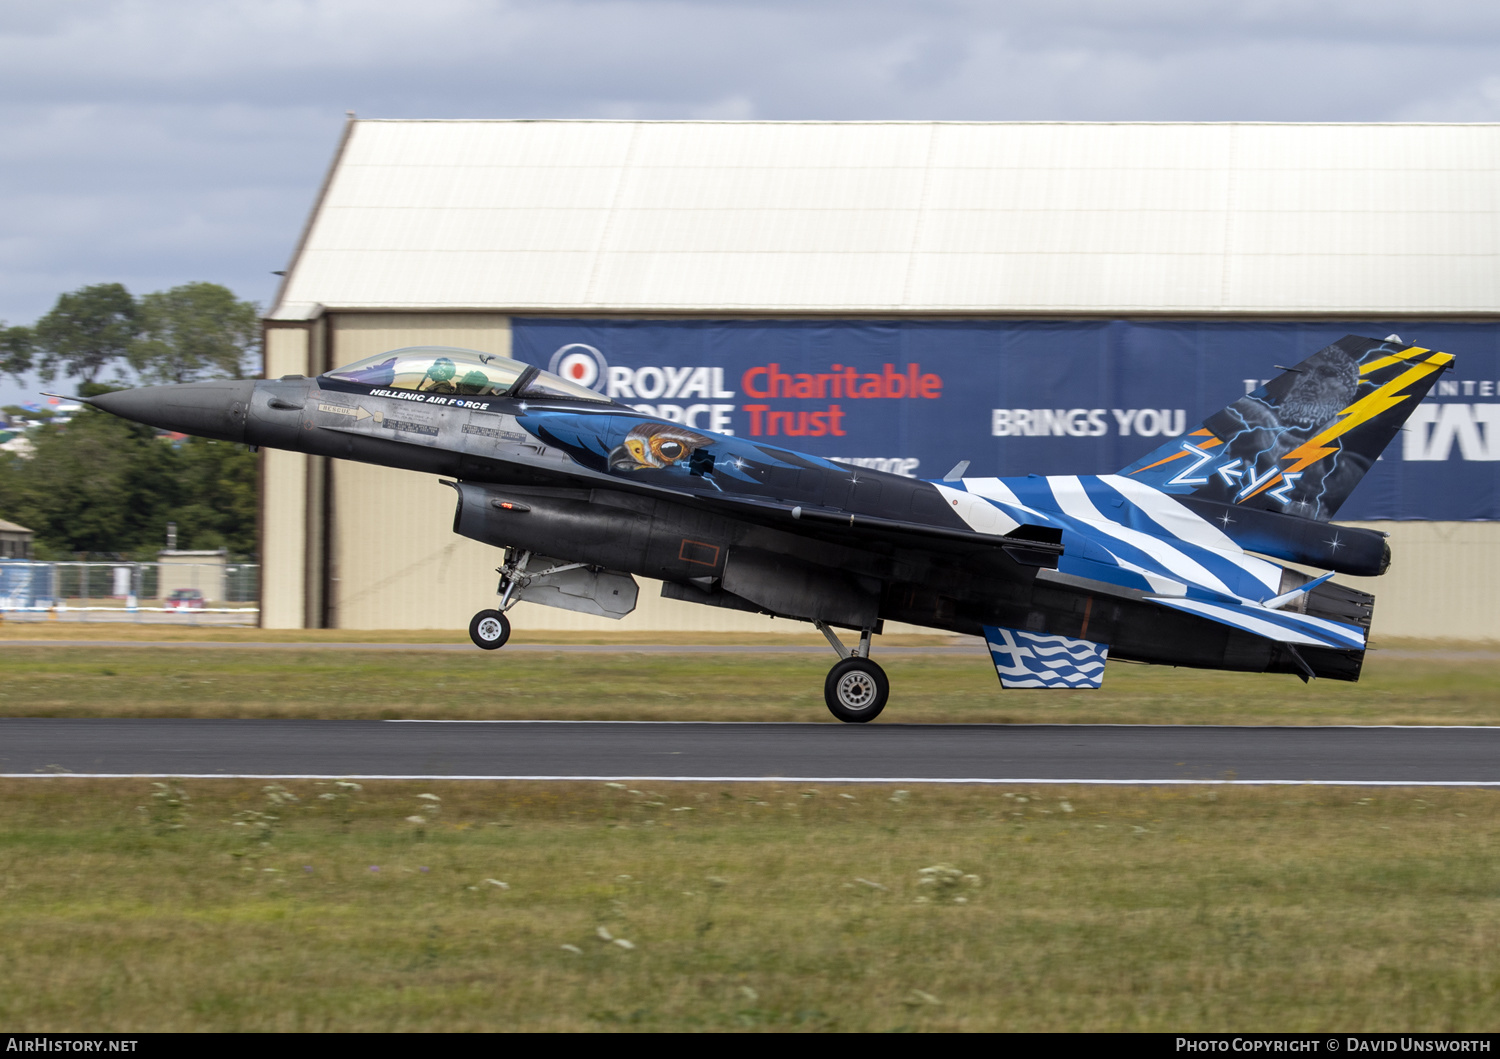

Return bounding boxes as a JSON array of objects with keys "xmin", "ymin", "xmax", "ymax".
[
  {"xmin": 1393, "ymin": 74, "xmax": 1500, "ymax": 120},
  {"xmin": 3, "ymin": 0, "xmax": 1500, "ymax": 331}
]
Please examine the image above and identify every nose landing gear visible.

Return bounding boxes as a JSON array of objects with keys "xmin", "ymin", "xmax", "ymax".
[
  {"xmin": 467, "ymin": 549, "xmax": 530, "ymax": 650},
  {"xmin": 815, "ymin": 621, "xmax": 888, "ymax": 723}
]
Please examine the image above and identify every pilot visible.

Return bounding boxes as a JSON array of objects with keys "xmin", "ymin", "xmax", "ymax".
[
  {"xmin": 419, "ymin": 357, "xmax": 458, "ymax": 393},
  {"xmin": 456, "ymin": 370, "xmax": 491, "ymax": 396}
]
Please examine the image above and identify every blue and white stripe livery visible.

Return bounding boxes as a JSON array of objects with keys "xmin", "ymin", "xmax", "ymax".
[{"xmin": 942, "ymin": 474, "xmax": 1367, "ymax": 654}]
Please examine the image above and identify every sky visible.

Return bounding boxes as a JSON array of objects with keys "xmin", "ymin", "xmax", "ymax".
[{"xmin": 5, "ymin": 0, "xmax": 1500, "ymax": 406}]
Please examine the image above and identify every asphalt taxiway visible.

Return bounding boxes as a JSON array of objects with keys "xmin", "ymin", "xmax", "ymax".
[{"xmin": 2, "ymin": 718, "xmax": 1497, "ymax": 784}]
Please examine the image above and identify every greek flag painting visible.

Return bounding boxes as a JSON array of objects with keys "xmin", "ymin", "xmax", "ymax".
[{"xmin": 983, "ymin": 626, "xmax": 1109, "ymax": 689}]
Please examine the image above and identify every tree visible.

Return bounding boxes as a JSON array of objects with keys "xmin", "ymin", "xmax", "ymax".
[
  {"xmin": 0, "ymin": 280, "xmax": 263, "ymax": 558},
  {"xmin": 1, "ymin": 325, "xmax": 33, "ymax": 383},
  {"xmin": 0, "ymin": 409, "xmax": 169, "ymax": 555},
  {"xmin": 0, "ymin": 405, "xmax": 258, "ymax": 558},
  {"xmin": 1, "ymin": 405, "xmax": 54, "ymax": 423},
  {"xmin": 162, "ymin": 435, "xmax": 258, "ymax": 554},
  {"xmin": 34, "ymin": 284, "xmax": 139, "ymax": 386},
  {"xmin": 131, "ymin": 282, "xmax": 261, "ymax": 384}
]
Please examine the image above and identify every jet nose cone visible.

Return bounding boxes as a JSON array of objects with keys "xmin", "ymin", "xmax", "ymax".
[{"xmin": 88, "ymin": 380, "xmax": 256, "ymax": 443}]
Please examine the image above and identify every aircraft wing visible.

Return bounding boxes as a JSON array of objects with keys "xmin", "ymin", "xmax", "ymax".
[{"xmin": 680, "ymin": 489, "xmax": 1065, "ymax": 567}]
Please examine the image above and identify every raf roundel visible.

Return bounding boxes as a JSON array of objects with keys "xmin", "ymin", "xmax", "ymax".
[{"xmin": 548, "ymin": 343, "xmax": 608, "ymax": 392}]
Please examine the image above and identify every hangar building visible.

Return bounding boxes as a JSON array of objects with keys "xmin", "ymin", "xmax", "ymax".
[{"xmin": 263, "ymin": 118, "xmax": 1500, "ymax": 637}]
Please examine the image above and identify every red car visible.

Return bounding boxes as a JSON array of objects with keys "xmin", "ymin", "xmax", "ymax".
[{"xmin": 165, "ymin": 589, "xmax": 205, "ymax": 611}]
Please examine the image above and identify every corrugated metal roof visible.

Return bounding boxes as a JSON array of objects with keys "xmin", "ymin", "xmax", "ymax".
[{"xmin": 270, "ymin": 120, "xmax": 1500, "ymax": 318}]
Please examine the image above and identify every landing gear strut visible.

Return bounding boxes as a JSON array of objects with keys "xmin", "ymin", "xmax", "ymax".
[
  {"xmin": 467, "ymin": 549, "xmax": 531, "ymax": 650},
  {"xmin": 815, "ymin": 621, "xmax": 888, "ymax": 723},
  {"xmin": 468, "ymin": 549, "xmax": 620, "ymax": 651}
]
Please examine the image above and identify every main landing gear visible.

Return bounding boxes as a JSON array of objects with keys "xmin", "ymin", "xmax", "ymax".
[{"xmin": 815, "ymin": 621, "xmax": 888, "ymax": 723}]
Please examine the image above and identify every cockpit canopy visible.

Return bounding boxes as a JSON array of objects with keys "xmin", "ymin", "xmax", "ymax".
[{"xmin": 323, "ymin": 346, "xmax": 612, "ymax": 404}]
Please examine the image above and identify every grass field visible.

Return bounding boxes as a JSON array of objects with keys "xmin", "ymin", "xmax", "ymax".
[
  {"xmin": 0, "ymin": 641, "xmax": 1496, "ymax": 725},
  {"xmin": 5, "ymin": 631, "xmax": 1497, "ymax": 1030},
  {"xmin": 2, "ymin": 778, "xmax": 1497, "ymax": 1031}
]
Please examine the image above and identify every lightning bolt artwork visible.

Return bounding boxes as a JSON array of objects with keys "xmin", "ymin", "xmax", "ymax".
[{"xmin": 1123, "ymin": 337, "xmax": 1452, "ymax": 521}]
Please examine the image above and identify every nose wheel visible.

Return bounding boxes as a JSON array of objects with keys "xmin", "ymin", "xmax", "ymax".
[
  {"xmin": 815, "ymin": 621, "xmax": 888, "ymax": 722},
  {"xmin": 469, "ymin": 609, "xmax": 511, "ymax": 650}
]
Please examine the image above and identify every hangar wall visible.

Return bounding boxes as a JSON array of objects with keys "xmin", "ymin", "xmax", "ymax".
[
  {"xmin": 1339, "ymin": 521, "xmax": 1500, "ymax": 642},
  {"xmin": 255, "ymin": 120, "xmax": 1500, "ymax": 641},
  {"xmin": 262, "ymin": 325, "xmax": 313, "ymax": 629},
  {"xmin": 261, "ymin": 311, "xmax": 1500, "ymax": 640}
]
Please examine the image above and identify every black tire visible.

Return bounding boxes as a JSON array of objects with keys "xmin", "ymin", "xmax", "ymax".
[
  {"xmin": 469, "ymin": 609, "xmax": 511, "ymax": 650},
  {"xmin": 823, "ymin": 657, "xmax": 889, "ymax": 723}
]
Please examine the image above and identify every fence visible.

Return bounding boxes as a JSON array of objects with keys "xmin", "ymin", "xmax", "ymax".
[{"xmin": 0, "ymin": 561, "xmax": 259, "ymax": 624}]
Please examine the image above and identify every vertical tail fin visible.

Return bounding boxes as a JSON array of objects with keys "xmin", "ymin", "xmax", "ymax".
[{"xmin": 1119, "ymin": 335, "xmax": 1452, "ymax": 521}]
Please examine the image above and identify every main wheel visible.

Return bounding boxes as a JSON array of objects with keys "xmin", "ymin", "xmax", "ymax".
[
  {"xmin": 824, "ymin": 658, "xmax": 889, "ymax": 723},
  {"xmin": 469, "ymin": 609, "xmax": 511, "ymax": 650}
]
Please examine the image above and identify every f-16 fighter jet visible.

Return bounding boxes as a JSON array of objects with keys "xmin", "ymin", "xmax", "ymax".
[{"xmin": 87, "ymin": 335, "xmax": 1450, "ymax": 721}]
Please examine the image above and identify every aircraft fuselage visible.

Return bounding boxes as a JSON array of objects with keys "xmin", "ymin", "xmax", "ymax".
[{"xmin": 91, "ymin": 372, "xmax": 1368, "ymax": 683}]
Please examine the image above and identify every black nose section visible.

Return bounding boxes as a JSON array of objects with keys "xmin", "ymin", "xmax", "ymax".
[{"xmin": 88, "ymin": 380, "xmax": 256, "ymax": 443}]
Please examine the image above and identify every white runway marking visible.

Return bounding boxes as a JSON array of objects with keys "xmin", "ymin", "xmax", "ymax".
[
  {"xmin": 381, "ymin": 720, "xmax": 1500, "ymax": 730},
  {"xmin": 5, "ymin": 773, "xmax": 1500, "ymax": 787}
]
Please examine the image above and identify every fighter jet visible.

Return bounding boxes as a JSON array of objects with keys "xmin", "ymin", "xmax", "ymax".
[{"xmin": 87, "ymin": 335, "xmax": 1451, "ymax": 721}]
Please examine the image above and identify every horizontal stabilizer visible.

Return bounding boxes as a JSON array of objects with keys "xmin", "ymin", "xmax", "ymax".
[
  {"xmin": 1263, "ymin": 571, "xmax": 1334, "ymax": 611},
  {"xmin": 1146, "ymin": 596, "xmax": 1365, "ymax": 651},
  {"xmin": 983, "ymin": 625, "xmax": 1109, "ymax": 689}
]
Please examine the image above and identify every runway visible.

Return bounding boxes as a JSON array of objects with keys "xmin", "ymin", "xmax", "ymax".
[{"xmin": 3, "ymin": 718, "xmax": 1498, "ymax": 784}]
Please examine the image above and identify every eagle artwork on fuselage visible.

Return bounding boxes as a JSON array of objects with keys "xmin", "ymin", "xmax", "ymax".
[{"xmin": 85, "ymin": 335, "xmax": 1452, "ymax": 721}]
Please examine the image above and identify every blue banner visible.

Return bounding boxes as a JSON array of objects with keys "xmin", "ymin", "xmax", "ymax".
[
  {"xmin": 0, "ymin": 562, "xmax": 47, "ymax": 608},
  {"xmin": 512, "ymin": 319, "xmax": 1500, "ymax": 521}
]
